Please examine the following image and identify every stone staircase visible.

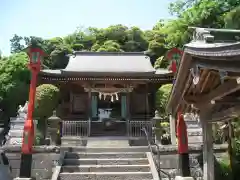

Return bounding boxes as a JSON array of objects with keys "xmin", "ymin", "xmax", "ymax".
[
  {"xmin": 184, "ymin": 114, "xmax": 203, "ymax": 144},
  {"xmin": 58, "ymin": 147, "xmax": 160, "ymax": 180}
]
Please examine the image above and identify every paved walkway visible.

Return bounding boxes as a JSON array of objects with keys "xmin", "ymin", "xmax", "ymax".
[{"xmin": 87, "ymin": 137, "xmax": 129, "ymax": 147}]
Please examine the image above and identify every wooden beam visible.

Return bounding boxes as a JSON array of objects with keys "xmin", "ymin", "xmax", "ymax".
[
  {"xmin": 192, "ymin": 58, "xmax": 240, "ymax": 72},
  {"xmin": 200, "ymin": 72, "xmax": 211, "ymax": 93},
  {"xmin": 193, "ymin": 55, "xmax": 240, "ymax": 61},
  {"xmin": 185, "ymin": 80, "xmax": 240, "ymax": 105},
  {"xmin": 211, "ymin": 96, "xmax": 240, "ymax": 105},
  {"xmin": 167, "ymin": 53, "xmax": 192, "ymax": 114},
  {"xmin": 210, "ymin": 105, "xmax": 240, "ymax": 122}
]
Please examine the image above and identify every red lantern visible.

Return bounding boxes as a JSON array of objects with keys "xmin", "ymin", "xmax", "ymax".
[
  {"xmin": 167, "ymin": 48, "xmax": 183, "ymax": 74},
  {"xmin": 25, "ymin": 46, "xmax": 45, "ymax": 71},
  {"xmin": 20, "ymin": 45, "xmax": 46, "ymax": 177}
]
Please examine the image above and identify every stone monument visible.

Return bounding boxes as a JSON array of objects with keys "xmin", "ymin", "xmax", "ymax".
[{"xmin": 6, "ymin": 101, "xmax": 36, "ymax": 145}]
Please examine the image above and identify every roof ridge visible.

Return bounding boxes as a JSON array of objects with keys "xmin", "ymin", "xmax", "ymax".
[{"xmin": 71, "ymin": 51, "xmax": 147, "ymax": 56}]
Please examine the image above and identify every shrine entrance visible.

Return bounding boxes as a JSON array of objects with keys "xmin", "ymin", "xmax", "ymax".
[{"xmin": 88, "ymin": 86, "xmax": 129, "ymax": 137}]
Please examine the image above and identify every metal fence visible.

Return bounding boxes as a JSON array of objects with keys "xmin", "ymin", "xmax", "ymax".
[
  {"xmin": 128, "ymin": 120, "xmax": 153, "ymax": 139},
  {"xmin": 61, "ymin": 119, "xmax": 154, "ymax": 139},
  {"xmin": 62, "ymin": 120, "xmax": 90, "ymax": 137}
]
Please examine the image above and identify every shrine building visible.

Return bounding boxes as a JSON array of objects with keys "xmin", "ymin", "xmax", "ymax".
[{"xmin": 39, "ymin": 52, "xmax": 173, "ymax": 140}]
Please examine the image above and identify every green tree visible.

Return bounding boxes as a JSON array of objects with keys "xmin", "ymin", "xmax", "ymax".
[
  {"xmin": 225, "ymin": 6, "xmax": 240, "ymax": 29},
  {"xmin": 0, "ymin": 52, "xmax": 30, "ymax": 119}
]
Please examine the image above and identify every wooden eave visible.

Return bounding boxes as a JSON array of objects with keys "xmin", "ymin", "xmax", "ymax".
[
  {"xmin": 166, "ymin": 28, "xmax": 240, "ymax": 116},
  {"xmin": 167, "ymin": 54, "xmax": 240, "ymax": 115},
  {"xmin": 38, "ymin": 70, "xmax": 173, "ymax": 84}
]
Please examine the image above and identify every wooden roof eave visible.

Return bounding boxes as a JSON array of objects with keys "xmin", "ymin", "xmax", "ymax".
[
  {"xmin": 166, "ymin": 52, "xmax": 193, "ymax": 115},
  {"xmin": 166, "ymin": 59, "xmax": 240, "ymax": 116},
  {"xmin": 166, "ymin": 27, "xmax": 240, "ymax": 116}
]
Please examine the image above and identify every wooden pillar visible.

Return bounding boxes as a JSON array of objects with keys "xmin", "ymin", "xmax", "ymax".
[
  {"xmin": 126, "ymin": 92, "xmax": 130, "ymax": 120},
  {"xmin": 126, "ymin": 92, "xmax": 130, "ymax": 137},
  {"xmin": 146, "ymin": 84, "xmax": 149, "ymax": 119},
  {"xmin": 170, "ymin": 114, "xmax": 177, "ymax": 145},
  {"xmin": 88, "ymin": 89, "xmax": 92, "ymax": 136},
  {"xmin": 200, "ymin": 112, "xmax": 214, "ymax": 180}
]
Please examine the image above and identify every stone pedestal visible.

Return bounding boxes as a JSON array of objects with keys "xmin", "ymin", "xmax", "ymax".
[
  {"xmin": 7, "ymin": 114, "xmax": 37, "ymax": 145},
  {"xmin": 47, "ymin": 128, "xmax": 59, "ymax": 145}
]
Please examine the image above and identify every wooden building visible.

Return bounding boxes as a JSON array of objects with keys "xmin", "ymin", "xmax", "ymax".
[
  {"xmin": 166, "ymin": 28, "xmax": 240, "ymax": 180},
  {"xmin": 39, "ymin": 52, "xmax": 172, "ymax": 140}
]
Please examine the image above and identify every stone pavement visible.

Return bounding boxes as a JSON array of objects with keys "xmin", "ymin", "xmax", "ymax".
[{"xmin": 87, "ymin": 138, "xmax": 129, "ymax": 147}]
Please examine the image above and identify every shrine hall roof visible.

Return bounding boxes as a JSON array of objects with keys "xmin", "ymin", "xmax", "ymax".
[{"xmin": 40, "ymin": 52, "xmax": 172, "ymax": 77}]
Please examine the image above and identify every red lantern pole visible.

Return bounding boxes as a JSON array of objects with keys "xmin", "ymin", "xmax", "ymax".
[
  {"xmin": 177, "ymin": 112, "xmax": 190, "ymax": 177},
  {"xmin": 19, "ymin": 46, "xmax": 44, "ymax": 178}
]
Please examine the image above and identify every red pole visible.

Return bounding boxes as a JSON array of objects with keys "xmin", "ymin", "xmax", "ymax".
[
  {"xmin": 177, "ymin": 112, "xmax": 190, "ymax": 177},
  {"xmin": 19, "ymin": 69, "xmax": 38, "ymax": 177}
]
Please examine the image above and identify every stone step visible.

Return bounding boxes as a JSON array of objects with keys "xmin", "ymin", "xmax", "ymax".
[
  {"xmin": 63, "ymin": 158, "xmax": 149, "ymax": 166},
  {"xmin": 61, "ymin": 137, "xmax": 87, "ymax": 146},
  {"xmin": 8, "ymin": 130, "xmax": 23, "ymax": 137},
  {"xmin": 59, "ymin": 172, "xmax": 153, "ymax": 180},
  {"xmin": 186, "ymin": 124, "xmax": 201, "ymax": 129},
  {"xmin": 65, "ymin": 152, "xmax": 146, "ymax": 159},
  {"xmin": 87, "ymin": 139, "xmax": 129, "ymax": 147},
  {"xmin": 10, "ymin": 124, "xmax": 24, "ymax": 130},
  {"xmin": 61, "ymin": 146, "xmax": 149, "ymax": 152},
  {"xmin": 187, "ymin": 131, "xmax": 203, "ymax": 136},
  {"xmin": 188, "ymin": 136, "xmax": 203, "ymax": 144},
  {"xmin": 187, "ymin": 128, "xmax": 202, "ymax": 132},
  {"xmin": 7, "ymin": 138, "xmax": 22, "ymax": 145},
  {"xmin": 62, "ymin": 164, "xmax": 150, "ymax": 173}
]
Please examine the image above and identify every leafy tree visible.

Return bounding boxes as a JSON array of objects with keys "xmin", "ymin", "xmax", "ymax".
[
  {"xmin": 97, "ymin": 40, "xmax": 123, "ymax": 52},
  {"xmin": 154, "ymin": 56, "xmax": 169, "ymax": 69},
  {"xmin": 225, "ymin": 6, "xmax": 240, "ymax": 29},
  {"xmin": 0, "ymin": 52, "xmax": 30, "ymax": 119},
  {"xmin": 10, "ymin": 34, "xmax": 25, "ymax": 53}
]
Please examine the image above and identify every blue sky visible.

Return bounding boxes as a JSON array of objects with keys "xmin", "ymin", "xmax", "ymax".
[{"xmin": 0, "ymin": 0, "xmax": 174, "ymax": 56}]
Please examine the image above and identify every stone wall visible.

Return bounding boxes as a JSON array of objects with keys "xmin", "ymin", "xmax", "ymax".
[
  {"xmin": 155, "ymin": 144, "xmax": 227, "ymax": 179},
  {"xmin": 2, "ymin": 146, "xmax": 60, "ymax": 180}
]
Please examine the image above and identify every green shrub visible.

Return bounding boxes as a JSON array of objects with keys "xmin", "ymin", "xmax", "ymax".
[
  {"xmin": 156, "ymin": 84, "xmax": 172, "ymax": 118},
  {"xmin": 34, "ymin": 84, "xmax": 60, "ymax": 144},
  {"xmin": 34, "ymin": 84, "xmax": 60, "ymax": 118},
  {"xmin": 160, "ymin": 122, "xmax": 170, "ymax": 128}
]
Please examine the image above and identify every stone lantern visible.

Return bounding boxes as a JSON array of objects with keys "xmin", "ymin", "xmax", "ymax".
[
  {"xmin": 152, "ymin": 110, "xmax": 162, "ymax": 144},
  {"xmin": 47, "ymin": 110, "xmax": 61, "ymax": 145}
]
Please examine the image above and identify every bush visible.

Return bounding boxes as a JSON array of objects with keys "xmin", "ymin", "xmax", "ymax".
[
  {"xmin": 34, "ymin": 84, "xmax": 60, "ymax": 144},
  {"xmin": 34, "ymin": 84, "xmax": 60, "ymax": 118},
  {"xmin": 156, "ymin": 84, "xmax": 172, "ymax": 118},
  {"xmin": 215, "ymin": 159, "xmax": 232, "ymax": 180}
]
